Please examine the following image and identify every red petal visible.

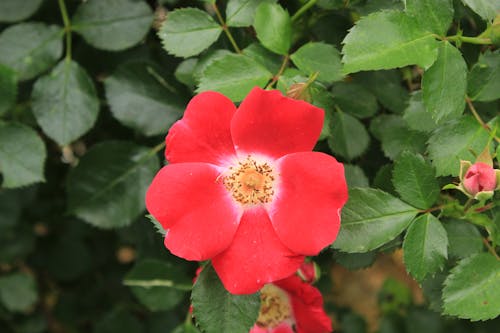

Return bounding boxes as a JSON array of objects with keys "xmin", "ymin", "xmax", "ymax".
[
  {"xmin": 166, "ymin": 91, "xmax": 237, "ymax": 164},
  {"xmin": 231, "ymin": 87, "xmax": 324, "ymax": 159},
  {"xmin": 275, "ymin": 276, "xmax": 332, "ymax": 333},
  {"xmin": 269, "ymin": 152, "xmax": 348, "ymax": 255},
  {"xmin": 145, "ymin": 163, "xmax": 241, "ymax": 261},
  {"xmin": 212, "ymin": 207, "xmax": 304, "ymax": 294}
]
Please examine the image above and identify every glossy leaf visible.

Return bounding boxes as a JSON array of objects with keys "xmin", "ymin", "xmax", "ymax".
[
  {"xmin": 427, "ymin": 116, "xmax": 490, "ymax": 176},
  {"xmin": 444, "ymin": 219, "xmax": 483, "ymax": 259},
  {"xmin": 191, "ymin": 264, "xmax": 260, "ymax": 333},
  {"xmin": 197, "ymin": 53, "xmax": 272, "ymax": 102},
  {"xmin": 422, "ymin": 41, "xmax": 467, "ymax": 123},
  {"xmin": 0, "ymin": 273, "xmax": 38, "ymax": 312},
  {"xmin": 72, "ymin": 0, "xmax": 153, "ymax": 51},
  {"xmin": 254, "ymin": 2, "xmax": 292, "ymax": 55},
  {"xmin": 105, "ymin": 62, "xmax": 185, "ymax": 136},
  {"xmin": 0, "ymin": 64, "xmax": 17, "ymax": 116},
  {"xmin": 342, "ymin": 11, "xmax": 438, "ymax": 74},
  {"xmin": 124, "ymin": 259, "xmax": 189, "ymax": 311},
  {"xmin": 328, "ymin": 111, "xmax": 370, "ymax": 161},
  {"xmin": 403, "ymin": 214, "xmax": 448, "ymax": 282},
  {"xmin": 405, "ymin": 0, "xmax": 454, "ymax": 35},
  {"xmin": 443, "ymin": 253, "xmax": 500, "ymax": 320},
  {"xmin": 332, "ymin": 82, "xmax": 378, "ymax": 119},
  {"xmin": 344, "ymin": 164, "xmax": 370, "ymax": 188},
  {"xmin": 290, "ymin": 42, "xmax": 343, "ymax": 83},
  {"xmin": 32, "ymin": 60, "xmax": 99, "ymax": 145},
  {"xmin": 392, "ymin": 151, "xmax": 439, "ymax": 209},
  {"xmin": 226, "ymin": 0, "xmax": 276, "ymax": 27},
  {"xmin": 468, "ymin": 49, "xmax": 500, "ymax": 102},
  {"xmin": 66, "ymin": 141, "xmax": 159, "ymax": 228},
  {"xmin": 461, "ymin": 0, "xmax": 499, "ymax": 21},
  {"xmin": 0, "ymin": 122, "xmax": 46, "ymax": 188},
  {"xmin": 0, "ymin": 23, "xmax": 62, "ymax": 81},
  {"xmin": 158, "ymin": 7, "xmax": 222, "ymax": 58},
  {"xmin": 243, "ymin": 43, "xmax": 282, "ymax": 73},
  {"xmin": 0, "ymin": 0, "xmax": 43, "ymax": 23},
  {"xmin": 403, "ymin": 91, "xmax": 438, "ymax": 133},
  {"xmin": 333, "ymin": 188, "xmax": 419, "ymax": 253}
]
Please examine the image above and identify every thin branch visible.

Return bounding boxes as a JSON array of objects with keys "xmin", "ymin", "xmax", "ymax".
[
  {"xmin": 212, "ymin": 3, "xmax": 241, "ymax": 54},
  {"xmin": 57, "ymin": 0, "xmax": 72, "ymax": 61},
  {"xmin": 292, "ymin": 0, "xmax": 318, "ymax": 22}
]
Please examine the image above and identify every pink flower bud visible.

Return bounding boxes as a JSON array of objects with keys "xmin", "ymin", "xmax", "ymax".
[{"xmin": 463, "ymin": 162, "xmax": 497, "ymax": 195}]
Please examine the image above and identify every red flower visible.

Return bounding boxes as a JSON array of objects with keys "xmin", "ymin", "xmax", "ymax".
[
  {"xmin": 146, "ymin": 87, "xmax": 348, "ymax": 294},
  {"xmin": 249, "ymin": 274, "xmax": 332, "ymax": 333},
  {"xmin": 463, "ymin": 162, "xmax": 497, "ymax": 196}
]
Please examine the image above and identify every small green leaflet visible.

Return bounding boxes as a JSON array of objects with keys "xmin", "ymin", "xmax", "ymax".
[
  {"xmin": 443, "ymin": 253, "xmax": 500, "ymax": 320},
  {"xmin": 191, "ymin": 264, "xmax": 260, "ymax": 333},
  {"xmin": 290, "ymin": 42, "xmax": 343, "ymax": 83},
  {"xmin": 253, "ymin": 2, "xmax": 292, "ymax": 55},
  {"xmin": 461, "ymin": 0, "xmax": 500, "ymax": 21},
  {"xmin": 0, "ymin": 64, "xmax": 17, "ymax": 116},
  {"xmin": 0, "ymin": 0, "xmax": 43, "ymax": 23},
  {"xmin": 226, "ymin": 0, "xmax": 276, "ymax": 27},
  {"xmin": 32, "ymin": 60, "xmax": 99, "ymax": 146},
  {"xmin": 328, "ymin": 111, "xmax": 370, "ymax": 161},
  {"xmin": 0, "ymin": 273, "xmax": 38, "ymax": 312},
  {"xmin": 158, "ymin": 7, "xmax": 222, "ymax": 58},
  {"xmin": 72, "ymin": 0, "xmax": 153, "ymax": 51},
  {"xmin": 392, "ymin": 151, "xmax": 439, "ymax": 209},
  {"xmin": 332, "ymin": 81, "xmax": 378, "ymax": 119},
  {"xmin": 197, "ymin": 53, "xmax": 272, "ymax": 102},
  {"xmin": 422, "ymin": 41, "xmax": 467, "ymax": 124},
  {"xmin": 403, "ymin": 91, "xmax": 438, "ymax": 133},
  {"xmin": 403, "ymin": 214, "xmax": 448, "ymax": 282},
  {"xmin": 0, "ymin": 122, "xmax": 46, "ymax": 188},
  {"xmin": 468, "ymin": 49, "xmax": 500, "ymax": 102},
  {"xmin": 405, "ymin": 0, "xmax": 454, "ymax": 35},
  {"xmin": 333, "ymin": 188, "xmax": 419, "ymax": 253},
  {"xmin": 342, "ymin": 10, "xmax": 439, "ymax": 74},
  {"xmin": 444, "ymin": 219, "xmax": 483, "ymax": 259}
]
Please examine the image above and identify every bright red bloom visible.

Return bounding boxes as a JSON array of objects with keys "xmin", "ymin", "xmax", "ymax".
[
  {"xmin": 463, "ymin": 162, "xmax": 497, "ymax": 196},
  {"xmin": 146, "ymin": 87, "xmax": 348, "ymax": 294},
  {"xmin": 249, "ymin": 274, "xmax": 332, "ymax": 333}
]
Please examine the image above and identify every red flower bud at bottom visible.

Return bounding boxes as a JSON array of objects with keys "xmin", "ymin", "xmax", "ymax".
[{"xmin": 463, "ymin": 162, "xmax": 497, "ymax": 195}]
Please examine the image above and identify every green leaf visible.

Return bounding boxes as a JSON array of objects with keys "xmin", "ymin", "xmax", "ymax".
[
  {"xmin": 191, "ymin": 264, "xmax": 260, "ymax": 333},
  {"xmin": 0, "ymin": 122, "xmax": 46, "ymax": 188},
  {"xmin": 66, "ymin": 141, "xmax": 159, "ymax": 228},
  {"xmin": 193, "ymin": 49, "xmax": 232, "ymax": 81},
  {"xmin": 158, "ymin": 7, "xmax": 222, "ymax": 58},
  {"xmin": 403, "ymin": 91, "xmax": 438, "ymax": 133},
  {"xmin": 0, "ymin": 273, "xmax": 38, "ymax": 312},
  {"xmin": 197, "ymin": 53, "xmax": 272, "ymax": 102},
  {"xmin": 468, "ymin": 50, "xmax": 500, "ymax": 102},
  {"xmin": 371, "ymin": 115, "xmax": 428, "ymax": 160},
  {"xmin": 422, "ymin": 41, "xmax": 467, "ymax": 123},
  {"xmin": 341, "ymin": 11, "xmax": 438, "ymax": 74},
  {"xmin": 392, "ymin": 151, "xmax": 439, "ymax": 209},
  {"xmin": 344, "ymin": 164, "xmax": 370, "ymax": 188},
  {"xmin": 95, "ymin": 308, "xmax": 144, "ymax": 333},
  {"xmin": 0, "ymin": 23, "xmax": 62, "ymax": 81},
  {"xmin": 443, "ymin": 253, "xmax": 500, "ymax": 320},
  {"xmin": 332, "ymin": 82, "xmax": 378, "ymax": 119},
  {"xmin": 354, "ymin": 70, "xmax": 409, "ymax": 113},
  {"xmin": 290, "ymin": 42, "xmax": 343, "ymax": 83},
  {"xmin": 254, "ymin": 2, "xmax": 292, "ymax": 55},
  {"xmin": 124, "ymin": 259, "xmax": 189, "ymax": 311},
  {"xmin": 31, "ymin": 60, "xmax": 99, "ymax": 146},
  {"xmin": 0, "ymin": 0, "xmax": 43, "ymax": 23},
  {"xmin": 242, "ymin": 43, "xmax": 282, "ymax": 73},
  {"xmin": 175, "ymin": 58, "xmax": 198, "ymax": 89},
  {"xmin": 105, "ymin": 62, "xmax": 185, "ymax": 136},
  {"xmin": 333, "ymin": 188, "xmax": 419, "ymax": 253},
  {"xmin": 461, "ymin": 0, "xmax": 500, "ymax": 21},
  {"xmin": 427, "ymin": 115, "xmax": 490, "ymax": 176},
  {"xmin": 0, "ymin": 64, "xmax": 17, "ymax": 116},
  {"xmin": 444, "ymin": 219, "xmax": 483, "ymax": 259},
  {"xmin": 328, "ymin": 111, "xmax": 370, "ymax": 161},
  {"xmin": 403, "ymin": 214, "xmax": 448, "ymax": 282},
  {"xmin": 334, "ymin": 251, "xmax": 376, "ymax": 270},
  {"xmin": 226, "ymin": 0, "xmax": 276, "ymax": 27},
  {"xmin": 405, "ymin": 0, "xmax": 454, "ymax": 35},
  {"xmin": 72, "ymin": 0, "xmax": 153, "ymax": 51}
]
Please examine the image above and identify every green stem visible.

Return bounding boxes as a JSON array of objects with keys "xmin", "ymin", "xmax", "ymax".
[
  {"xmin": 57, "ymin": 0, "xmax": 72, "ymax": 61},
  {"xmin": 265, "ymin": 54, "xmax": 289, "ymax": 88},
  {"xmin": 150, "ymin": 141, "xmax": 166, "ymax": 155},
  {"xmin": 466, "ymin": 96, "xmax": 500, "ymax": 143},
  {"xmin": 446, "ymin": 34, "xmax": 492, "ymax": 45},
  {"xmin": 482, "ymin": 238, "xmax": 500, "ymax": 261},
  {"xmin": 292, "ymin": 0, "xmax": 318, "ymax": 22},
  {"xmin": 212, "ymin": 4, "xmax": 241, "ymax": 53}
]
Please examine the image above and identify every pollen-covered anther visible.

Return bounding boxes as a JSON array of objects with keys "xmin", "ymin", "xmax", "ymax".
[
  {"xmin": 223, "ymin": 156, "xmax": 275, "ymax": 205},
  {"xmin": 256, "ymin": 284, "xmax": 293, "ymax": 329}
]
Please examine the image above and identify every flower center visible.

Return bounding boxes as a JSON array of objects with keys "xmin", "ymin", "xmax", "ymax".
[
  {"xmin": 223, "ymin": 156, "xmax": 275, "ymax": 205},
  {"xmin": 256, "ymin": 284, "xmax": 293, "ymax": 329}
]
